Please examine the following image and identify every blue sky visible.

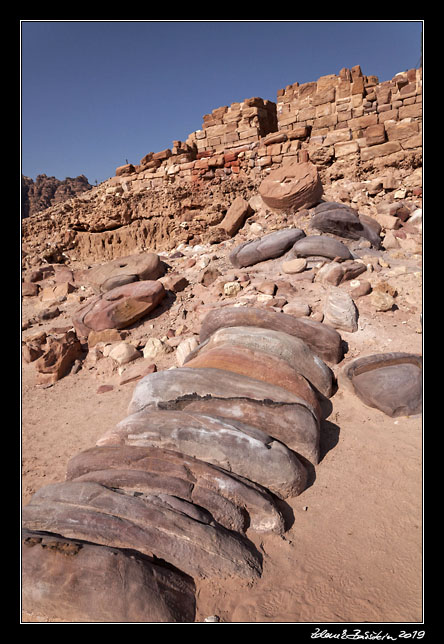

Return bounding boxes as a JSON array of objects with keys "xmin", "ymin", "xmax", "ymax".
[{"xmin": 21, "ymin": 20, "xmax": 423, "ymax": 185}]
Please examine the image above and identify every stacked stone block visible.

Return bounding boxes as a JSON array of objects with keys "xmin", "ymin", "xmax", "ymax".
[
  {"xmin": 188, "ymin": 97, "xmax": 278, "ymax": 155},
  {"xmin": 276, "ymin": 65, "xmax": 422, "ymax": 164},
  {"xmin": 112, "ymin": 65, "xmax": 422, "ymax": 192}
]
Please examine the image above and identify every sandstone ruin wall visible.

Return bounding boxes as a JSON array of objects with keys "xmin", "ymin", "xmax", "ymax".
[{"xmin": 111, "ymin": 64, "xmax": 422, "ymax": 191}]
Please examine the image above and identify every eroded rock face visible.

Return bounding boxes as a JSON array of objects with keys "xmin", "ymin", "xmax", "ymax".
[
  {"xmin": 229, "ymin": 228, "xmax": 305, "ymax": 268},
  {"xmin": 72, "ymin": 280, "xmax": 166, "ymax": 339},
  {"xmin": 184, "ymin": 325, "xmax": 334, "ymax": 399},
  {"xmin": 258, "ymin": 161, "xmax": 323, "ymax": 212},
  {"xmin": 339, "ymin": 352, "xmax": 422, "ymax": 417},
  {"xmin": 199, "ymin": 307, "xmax": 343, "ymax": 364},
  {"xmin": 22, "ymin": 531, "xmax": 196, "ymax": 623},
  {"xmin": 309, "ymin": 202, "xmax": 381, "ymax": 248},
  {"xmin": 22, "ymin": 481, "xmax": 263, "ymax": 580},
  {"xmin": 66, "ymin": 445, "xmax": 285, "ymax": 535},
  {"xmin": 98, "ymin": 410, "xmax": 308, "ymax": 499},
  {"xmin": 85, "ymin": 253, "xmax": 164, "ymax": 293}
]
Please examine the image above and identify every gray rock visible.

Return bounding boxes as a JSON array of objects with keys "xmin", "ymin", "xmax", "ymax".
[
  {"xmin": 199, "ymin": 306, "xmax": 343, "ymax": 364},
  {"xmin": 229, "ymin": 228, "xmax": 305, "ymax": 268},
  {"xmin": 99, "ymin": 410, "xmax": 308, "ymax": 499},
  {"xmin": 22, "ymin": 481, "xmax": 263, "ymax": 580}
]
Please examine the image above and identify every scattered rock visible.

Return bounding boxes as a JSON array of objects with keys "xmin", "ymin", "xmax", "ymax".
[
  {"xmin": 161, "ymin": 273, "xmax": 189, "ymax": 293},
  {"xmin": 199, "ymin": 306, "xmax": 343, "ymax": 364},
  {"xmin": 85, "ymin": 253, "xmax": 164, "ymax": 293},
  {"xmin": 218, "ymin": 196, "xmax": 253, "ymax": 236},
  {"xmin": 309, "ymin": 202, "xmax": 382, "ymax": 248},
  {"xmin": 143, "ymin": 337, "xmax": 172, "ymax": 360},
  {"xmin": 370, "ymin": 290, "xmax": 395, "ymax": 312},
  {"xmin": 97, "ymin": 384, "xmax": 114, "ymax": 394},
  {"xmin": 339, "ymin": 353, "xmax": 422, "ymax": 417},
  {"xmin": 107, "ymin": 342, "xmax": 141, "ymax": 366},
  {"xmin": 350, "ymin": 279, "xmax": 372, "ymax": 298},
  {"xmin": 323, "ymin": 287, "xmax": 359, "ymax": 333},
  {"xmin": 118, "ymin": 361, "xmax": 157, "ymax": 385},
  {"xmin": 176, "ymin": 336, "xmax": 199, "ymax": 366},
  {"xmin": 34, "ymin": 331, "xmax": 83, "ymax": 385},
  {"xmin": 290, "ymin": 235, "xmax": 353, "ymax": 261},
  {"xmin": 72, "ymin": 280, "xmax": 166, "ymax": 339},
  {"xmin": 282, "ymin": 258, "xmax": 307, "ymax": 274},
  {"xmin": 224, "ymin": 281, "xmax": 242, "ymax": 297}
]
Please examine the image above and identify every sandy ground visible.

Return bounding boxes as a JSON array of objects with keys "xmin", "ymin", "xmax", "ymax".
[{"xmin": 21, "ymin": 237, "xmax": 423, "ymax": 625}]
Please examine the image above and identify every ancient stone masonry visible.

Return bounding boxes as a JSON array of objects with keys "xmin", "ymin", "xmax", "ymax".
[{"xmin": 109, "ymin": 65, "xmax": 422, "ymax": 192}]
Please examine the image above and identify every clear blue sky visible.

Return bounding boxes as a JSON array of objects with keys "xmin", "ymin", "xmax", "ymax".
[{"xmin": 21, "ymin": 20, "xmax": 423, "ymax": 186}]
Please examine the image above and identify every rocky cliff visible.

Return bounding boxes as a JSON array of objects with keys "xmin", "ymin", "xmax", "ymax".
[{"xmin": 21, "ymin": 174, "xmax": 93, "ymax": 219}]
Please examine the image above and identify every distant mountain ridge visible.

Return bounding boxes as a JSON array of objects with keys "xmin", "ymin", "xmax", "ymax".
[{"xmin": 21, "ymin": 173, "xmax": 93, "ymax": 218}]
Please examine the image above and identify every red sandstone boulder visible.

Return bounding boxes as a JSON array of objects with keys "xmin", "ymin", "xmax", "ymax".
[
  {"xmin": 72, "ymin": 280, "xmax": 166, "ymax": 339},
  {"xmin": 229, "ymin": 228, "xmax": 305, "ymax": 268},
  {"xmin": 99, "ymin": 409, "xmax": 308, "ymax": 499},
  {"xmin": 199, "ymin": 306, "xmax": 343, "ymax": 364},
  {"xmin": 185, "ymin": 344, "xmax": 321, "ymax": 419},
  {"xmin": 125, "ymin": 367, "xmax": 320, "ymax": 465},
  {"xmin": 66, "ymin": 445, "xmax": 285, "ymax": 535},
  {"xmin": 258, "ymin": 161, "xmax": 323, "ymax": 212},
  {"xmin": 22, "ymin": 531, "xmax": 196, "ymax": 623},
  {"xmin": 85, "ymin": 252, "xmax": 164, "ymax": 293}
]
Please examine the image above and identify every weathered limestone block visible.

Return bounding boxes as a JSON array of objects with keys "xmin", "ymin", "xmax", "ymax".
[
  {"xmin": 184, "ymin": 325, "xmax": 334, "ymax": 399},
  {"xmin": 22, "ymin": 531, "xmax": 196, "ymax": 623},
  {"xmin": 199, "ymin": 306, "xmax": 343, "ymax": 364},
  {"xmin": 72, "ymin": 281, "xmax": 166, "ymax": 339},
  {"xmin": 22, "ymin": 481, "xmax": 262, "ymax": 580},
  {"xmin": 289, "ymin": 235, "xmax": 353, "ymax": 261},
  {"xmin": 309, "ymin": 202, "xmax": 381, "ymax": 248},
  {"xmin": 184, "ymin": 344, "xmax": 322, "ymax": 419},
  {"xmin": 258, "ymin": 161, "xmax": 323, "ymax": 212},
  {"xmin": 66, "ymin": 445, "xmax": 285, "ymax": 535},
  {"xmin": 229, "ymin": 228, "xmax": 305, "ymax": 268},
  {"xmin": 338, "ymin": 352, "xmax": 422, "ymax": 417},
  {"xmin": 98, "ymin": 410, "xmax": 307, "ymax": 499},
  {"xmin": 85, "ymin": 253, "xmax": 164, "ymax": 293},
  {"xmin": 124, "ymin": 367, "xmax": 320, "ymax": 465},
  {"xmin": 324, "ymin": 287, "xmax": 359, "ymax": 333}
]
